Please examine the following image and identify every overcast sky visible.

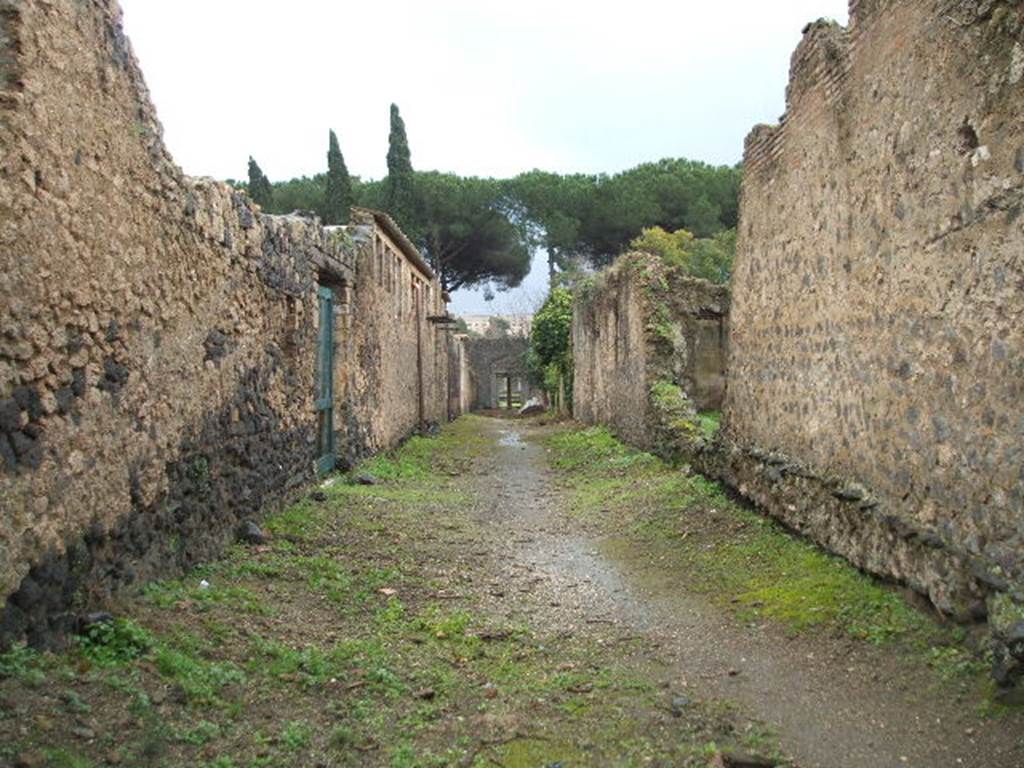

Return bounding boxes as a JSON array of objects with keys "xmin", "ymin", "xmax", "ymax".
[{"xmin": 119, "ymin": 0, "xmax": 849, "ymax": 313}]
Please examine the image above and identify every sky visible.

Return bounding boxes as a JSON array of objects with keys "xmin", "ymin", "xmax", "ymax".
[{"xmin": 119, "ymin": 0, "xmax": 849, "ymax": 314}]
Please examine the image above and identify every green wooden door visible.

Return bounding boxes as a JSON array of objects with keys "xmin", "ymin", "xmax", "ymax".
[{"xmin": 316, "ymin": 286, "xmax": 336, "ymax": 475}]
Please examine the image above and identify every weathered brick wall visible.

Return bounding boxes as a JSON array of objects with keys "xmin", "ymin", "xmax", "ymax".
[
  {"xmin": 0, "ymin": 0, "xmax": 452, "ymax": 648},
  {"xmin": 573, "ymin": 253, "xmax": 729, "ymax": 457},
  {"xmin": 723, "ymin": 0, "xmax": 1024, "ymax": 676}
]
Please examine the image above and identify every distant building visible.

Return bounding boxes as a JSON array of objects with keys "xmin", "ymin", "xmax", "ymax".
[{"xmin": 459, "ymin": 314, "xmax": 532, "ymax": 338}]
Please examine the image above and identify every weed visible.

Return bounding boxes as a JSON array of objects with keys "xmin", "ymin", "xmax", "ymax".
[
  {"xmin": 42, "ymin": 749, "xmax": 94, "ymax": 768},
  {"xmin": 144, "ymin": 579, "xmax": 268, "ymax": 615},
  {"xmin": 251, "ymin": 638, "xmax": 336, "ymax": 688},
  {"xmin": 264, "ymin": 504, "xmax": 320, "ymax": 540},
  {"xmin": 280, "ymin": 720, "xmax": 311, "ymax": 750},
  {"xmin": 546, "ymin": 426, "xmax": 638, "ymax": 472},
  {"xmin": 152, "ymin": 645, "xmax": 245, "ymax": 705},
  {"xmin": 77, "ymin": 619, "xmax": 153, "ymax": 666},
  {"xmin": 927, "ymin": 645, "xmax": 990, "ymax": 680},
  {"xmin": 357, "ymin": 435, "xmax": 441, "ymax": 483},
  {"xmin": 390, "ymin": 742, "xmax": 418, "ymax": 767},
  {"xmin": 0, "ymin": 643, "xmax": 45, "ymax": 685},
  {"xmin": 60, "ymin": 689, "xmax": 91, "ymax": 714},
  {"xmin": 176, "ymin": 719, "xmax": 221, "ymax": 745},
  {"xmin": 329, "ymin": 724, "xmax": 355, "ymax": 749},
  {"xmin": 299, "ymin": 555, "xmax": 352, "ymax": 602},
  {"xmin": 375, "ymin": 596, "xmax": 407, "ymax": 630},
  {"xmin": 0, "ymin": 417, "xmax": 793, "ymax": 766}
]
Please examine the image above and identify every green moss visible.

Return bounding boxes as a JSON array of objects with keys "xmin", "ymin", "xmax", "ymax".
[
  {"xmin": 574, "ymin": 274, "xmax": 599, "ymax": 306},
  {"xmin": 648, "ymin": 379, "xmax": 702, "ymax": 459},
  {"xmin": 697, "ymin": 411, "xmax": 721, "ymax": 438},
  {"xmin": 990, "ymin": 592, "xmax": 1024, "ymax": 633},
  {"xmin": 646, "ymin": 302, "xmax": 676, "ymax": 347}
]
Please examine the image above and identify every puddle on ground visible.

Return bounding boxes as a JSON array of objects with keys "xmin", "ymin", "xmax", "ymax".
[{"xmin": 498, "ymin": 429, "xmax": 526, "ymax": 448}]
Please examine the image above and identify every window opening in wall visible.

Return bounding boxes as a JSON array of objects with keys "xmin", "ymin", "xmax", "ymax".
[
  {"xmin": 495, "ymin": 373, "xmax": 524, "ymax": 410},
  {"xmin": 316, "ymin": 285, "xmax": 336, "ymax": 475}
]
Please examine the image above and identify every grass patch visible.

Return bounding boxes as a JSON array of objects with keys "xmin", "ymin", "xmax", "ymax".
[
  {"xmin": 263, "ymin": 503, "xmax": 322, "ymax": 540},
  {"xmin": 356, "ymin": 435, "xmax": 441, "ymax": 483},
  {"xmin": 152, "ymin": 645, "xmax": 246, "ymax": 706},
  {"xmin": 0, "ymin": 643, "xmax": 47, "ymax": 685}
]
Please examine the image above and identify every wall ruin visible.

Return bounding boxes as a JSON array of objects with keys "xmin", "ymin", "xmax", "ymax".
[
  {"xmin": 463, "ymin": 336, "xmax": 538, "ymax": 411},
  {"xmin": 447, "ymin": 334, "xmax": 474, "ymax": 420},
  {"xmin": 341, "ymin": 209, "xmax": 450, "ymax": 460},
  {"xmin": 573, "ymin": 253, "xmax": 729, "ymax": 458},
  {"xmin": 723, "ymin": 0, "xmax": 1024, "ymax": 685},
  {"xmin": 0, "ymin": 0, "xmax": 453, "ymax": 649}
]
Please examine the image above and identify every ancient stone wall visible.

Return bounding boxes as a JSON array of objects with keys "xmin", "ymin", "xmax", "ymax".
[
  {"xmin": 447, "ymin": 334, "xmax": 474, "ymax": 420},
  {"xmin": 342, "ymin": 209, "xmax": 449, "ymax": 459},
  {"xmin": 0, "ymin": 0, "xmax": 452, "ymax": 648},
  {"xmin": 573, "ymin": 253, "xmax": 729, "ymax": 458},
  {"xmin": 463, "ymin": 337, "xmax": 538, "ymax": 410},
  {"xmin": 723, "ymin": 0, "xmax": 1024, "ymax": 680}
]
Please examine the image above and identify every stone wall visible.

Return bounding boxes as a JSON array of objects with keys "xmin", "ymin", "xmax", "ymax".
[
  {"xmin": 447, "ymin": 334, "xmax": 474, "ymax": 420},
  {"xmin": 573, "ymin": 253, "xmax": 729, "ymax": 458},
  {"xmin": 463, "ymin": 337, "xmax": 538, "ymax": 410},
  {"xmin": 341, "ymin": 209, "xmax": 449, "ymax": 460},
  {"xmin": 723, "ymin": 0, "xmax": 1024, "ymax": 683},
  {"xmin": 0, "ymin": 0, "xmax": 453, "ymax": 648}
]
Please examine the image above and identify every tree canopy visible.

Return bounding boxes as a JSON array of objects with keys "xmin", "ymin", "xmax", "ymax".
[
  {"xmin": 246, "ymin": 157, "xmax": 273, "ymax": 209},
  {"xmin": 324, "ymin": 130, "xmax": 353, "ymax": 225},
  {"xmin": 385, "ymin": 104, "xmax": 415, "ymax": 234},
  {"xmin": 507, "ymin": 159, "xmax": 740, "ymax": 279},
  {"xmin": 247, "ymin": 112, "xmax": 741, "ymax": 296},
  {"xmin": 629, "ymin": 226, "xmax": 736, "ymax": 285},
  {"xmin": 528, "ymin": 286, "xmax": 574, "ymax": 408},
  {"xmin": 412, "ymin": 172, "xmax": 531, "ymax": 293}
]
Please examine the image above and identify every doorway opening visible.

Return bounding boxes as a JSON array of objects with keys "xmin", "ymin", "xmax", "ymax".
[{"xmin": 316, "ymin": 285, "xmax": 335, "ymax": 475}]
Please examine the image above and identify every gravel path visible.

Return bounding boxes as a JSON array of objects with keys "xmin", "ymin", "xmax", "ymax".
[{"xmin": 469, "ymin": 418, "xmax": 1024, "ymax": 768}]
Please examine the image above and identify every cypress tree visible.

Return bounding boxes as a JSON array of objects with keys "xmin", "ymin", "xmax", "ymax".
[
  {"xmin": 324, "ymin": 129, "xmax": 353, "ymax": 225},
  {"xmin": 385, "ymin": 104, "xmax": 415, "ymax": 230},
  {"xmin": 247, "ymin": 156, "xmax": 273, "ymax": 209}
]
